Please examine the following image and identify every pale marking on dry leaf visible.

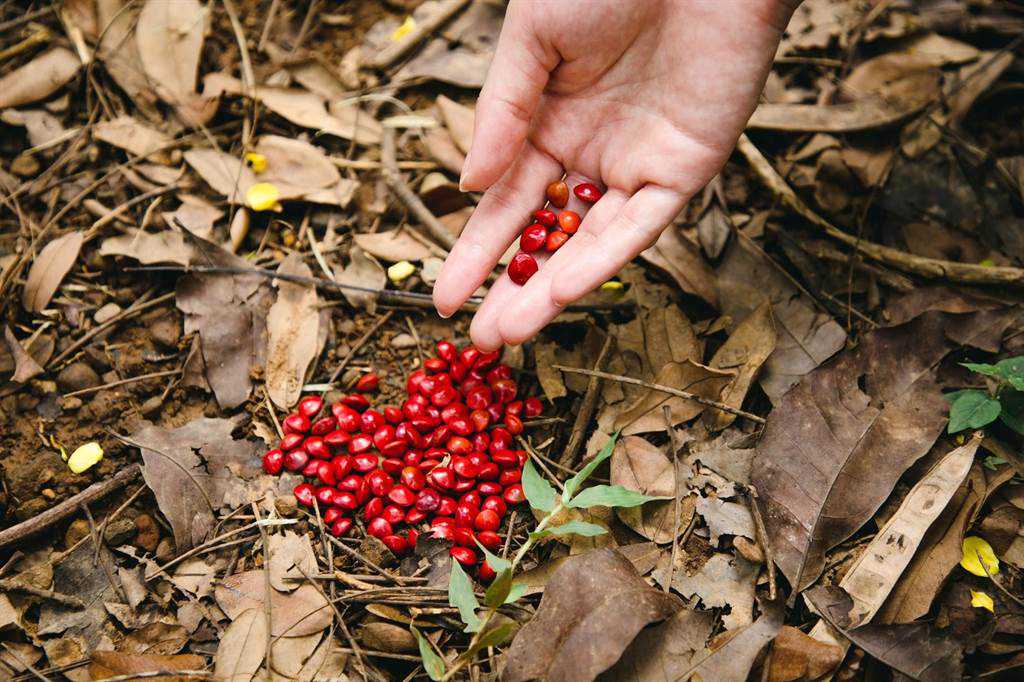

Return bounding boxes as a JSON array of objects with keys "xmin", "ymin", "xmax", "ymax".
[
  {"xmin": 658, "ymin": 552, "xmax": 758, "ymax": 630},
  {"xmin": 266, "ymin": 255, "xmax": 320, "ymax": 408},
  {"xmin": 0, "ymin": 47, "xmax": 80, "ymax": 109},
  {"xmin": 22, "ymin": 231, "xmax": 84, "ymax": 313},
  {"xmin": 93, "ymin": 115, "xmax": 173, "ymax": 162},
  {"xmin": 214, "ymin": 607, "xmax": 268, "ymax": 682},
  {"xmin": 696, "ymin": 496, "xmax": 755, "ymax": 546}
]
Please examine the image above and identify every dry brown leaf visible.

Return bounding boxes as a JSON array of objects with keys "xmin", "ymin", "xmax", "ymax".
[
  {"xmin": 215, "ymin": 571, "xmax": 332, "ymax": 637},
  {"xmin": 89, "ymin": 651, "xmax": 206, "ymax": 681},
  {"xmin": 435, "ymin": 95, "xmax": 474, "ymax": 154},
  {"xmin": 93, "ymin": 115, "xmax": 173, "ymax": 162},
  {"xmin": 397, "ymin": 39, "xmax": 492, "ymax": 88},
  {"xmin": 767, "ymin": 626, "xmax": 844, "ymax": 682},
  {"xmin": 676, "ymin": 602, "xmax": 784, "ymax": 681},
  {"xmin": 163, "ymin": 195, "xmax": 223, "ymax": 237},
  {"xmin": 101, "ymin": 229, "xmax": 194, "ymax": 266},
  {"xmin": 22, "ymin": 231, "xmax": 83, "ymax": 313},
  {"xmin": 640, "ymin": 226, "xmax": 718, "ymax": 307},
  {"xmin": 503, "ymin": 549, "xmax": 681, "ymax": 682},
  {"xmin": 613, "ymin": 360, "xmax": 731, "ymax": 435},
  {"xmin": 359, "ymin": 622, "xmax": 418, "ymax": 653},
  {"xmin": 703, "ymin": 302, "xmax": 776, "ymax": 431},
  {"xmin": 335, "ymin": 246, "xmax": 385, "ymax": 312},
  {"xmin": 696, "ymin": 496, "xmax": 755, "ymax": 545},
  {"xmin": 136, "ymin": 0, "xmax": 207, "ymax": 109},
  {"xmin": 184, "ymin": 148, "xmax": 256, "ymax": 203},
  {"xmin": 657, "ymin": 552, "xmax": 758, "ymax": 630},
  {"xmin": 752, "ymin": 311, "xmax": 1010, "ymax": 593},
  {"xmin": 697, "ymin": 200, "xmax": 732, "ymax": 259},
  {"xmin": 266, "ymin": 255, "xmax": 320, "ymax": 409},
  {"xmin": 1, "ymin": 109, "xmax": 65, "ymax": 147},
  {"xmin": 3, "ymin": 326, "xmax": 44, "ymax": 384},
  {"xmin": 214, "ymin": 608, "xmax": 267, "ymax": 682},
  {"xmin": 0, "ymin": 48, "xmax": 80, "ymax": 109},
  {"xmin": 257, "ymin": 135, "xmax": 340, "ymax": 188},
  {"xmin": 204, "ymin": 72, "xmax": 382, "ymax": 145},
  {"xmin": 423, "ymin": 126, "xmax": 465, "ymax": 174},
  {"xmin": 599, "ymin": 608, "xmax": 715, "ymax": 681},
  {"xmin": 611, "ymin": 436, "xmax": 694, "ymax": 544},
  {"xmin": 97, "ymin": 1, "xmax": 159, "ymax": 118},
  {"xmin": 267, "ymin": 531, "xmax": 317, "ymax": 592},
  {"xmin": 270, "ymin": 631, "xmax": 323, "ymax": 678},
  {"xmin": 353, "ymin": 230, "xmax": 434, "ymax": 262}
]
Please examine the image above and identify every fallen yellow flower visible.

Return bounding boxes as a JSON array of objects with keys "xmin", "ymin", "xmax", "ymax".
[
  {"xmin": 392, "ymin": 16, "xmax": 416, "ymax": 41},
  {"xmin": 68, "ymin": 442, "xmax": 103, "ymax": 474},
  {"xmin": 246, "ymin": 182, "xmax": 281, "ymax": 212},
  {"xmin": 600, "ymin": 280, "xmax": 624, "ymax": 292},
  {"xmin": 970, "ymin": 590, "xmax": 994, "ymax": 612},
  {"xmin": 388, "ymin": 260, "xmax": 416, "ymax": 283},
  {"xmin": 244, "ymin": 152, "xmax": 268, "ymax": 173},
  {"xmin": 961, "ymin": 536, "xmax": 1000, "ymax": 577}
]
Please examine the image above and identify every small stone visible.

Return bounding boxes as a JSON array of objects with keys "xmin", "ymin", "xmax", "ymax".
[
  {"xmin": 390, "ymin": 333, "xmax": 417, "ymax": 349},
  {"xmin": 10, "ymin": 154, "xmax": 39, "ymax": 177},
  {"xmin": 41, "ymin": 488, "xmax": 56, "ymax": 500},
  {"xmin": 65, "ymin": 518, "xmax": 90, "ymax": 547},
  {"xmin": 104, "ymin": 518, "xmax": 135, "ymax": 545},
  {"xmin": 148, "ymin": 317, "xmax": 181, "ymax": 349},
  {"xmin": 134, "ymin": 514, "xmax": 160, "ymax": 553},
  {"xmin": 734, "ymin": 536, "xmax": 764, "ymax": 564},
  {"xmin": 154, "ymin": 537, "xmax": 174, "ymax": 561},
  {"xmin": 139, "ymin": 395, "xmax": 163, "ymax": 417},
  {"xmin": 93, "ymin": 302, "xmax": 122, "ymax": 324},
  {"xmin": 58, "ymin": 395, "xmax": 83, "ymax": 411},
  {"xmin": 56, "ymin": 362, "xmax": 100, "ymax": 393}
]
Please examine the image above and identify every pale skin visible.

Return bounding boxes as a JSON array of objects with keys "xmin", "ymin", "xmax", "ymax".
[{"xmin": 432, "ymin": 0, "xmax": 800, "ymax": 350}]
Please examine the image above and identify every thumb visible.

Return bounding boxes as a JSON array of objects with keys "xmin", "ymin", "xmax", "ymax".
[{"xmin": 460, "ymin": 4, "xmax": 554, "ymax": 192}]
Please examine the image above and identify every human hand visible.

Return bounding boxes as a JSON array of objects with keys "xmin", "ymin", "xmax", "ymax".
[{"xmin": 431, "ymin": 0, "xmax": 797, "ymax": 350}]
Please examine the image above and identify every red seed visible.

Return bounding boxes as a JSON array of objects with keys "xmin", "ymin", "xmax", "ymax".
[
  {"xmin": 436, "ymin": 340, "xmax": 457, "ymax": 363},
  {"xmin": 366, "ymin": 470, "xmax": 393, "ymax": 497},
  {"xmin": 407, "ymin": 369, "xmax": 427, "ymax": 395},
  {"xmin": 416, "ymin": 488, "xmax": 441, "ymax": 512},
  {"xmin": 533, "ymin": 209, "xmax": 557, "ymax": 227},
  {"xmin": 469, "ymin": 409, "xmax": 491, "ymax": 433},
  {"xmin": 482, "ymin": 496, "xmax": 508, "ymax": 517},
  {"xmin": 507, "ymin": 252, "xmax": 538, "ymax": 285},
  {"xmin": 545, "ymin": 230, "xmax": 569, "ymax": 252},
  {"xmin": 574, "ymin": 182, "xmax": 603, "ymax": 203},
  {"xmin": 355, "ymin": 373, "xmax": 380, "ymax": 392},
  {"xmin": 452, "ymin": 456, "xmax": 479, "ymax": 479},
  {"xmin": 331, "ymin": 403, "xmax": 361, "ymax": 431},
  {"xmin": 262, "ymin": 449, "xmax": 284, "ymax": 475},
  {"xmin": 407, "ymin": 528, "xmax": 420, "ymax": 548},
  {"xmin": 505, "ymin": 414, "xmax": 524, "ymax": 435},
  {"xmin": 474, "ymin": 351, "xmax": 500, "ymax": 372},
  {"xmin": 546, "ymin": 180, "xmax": 569, "ymax": 208},
  {"xmin": 478, "ymin": 481, "xmax": 503, "ymax": 496},
  {"xmin": 382, "ymin": 505, "xmax": 406, "ymax": 525},
  {"xmin": 459, "ymin": 490, "xmax": 483, "ymax": 508},
  {"xmin": 472, "ymin": 432, "xmax": 490, "ymax": 453},
  {"xmin": 487, "ymin": 364, "xmax": 512, "ymax": 383},
  {"xmin": 330, "ymin": 517, "xmax": 353, "ymax": 537},
  {"xmin": 503, "ymin": 484, "xmax": 526, "ymax": 505},
  {"xmin": 310, "ymin": 416, "xmax": 336, "ymax": 436},
  {"xmin": 331, "ymin": 455, "xmax": 353, "ymax": 480},
  {"xmin": 339, "ymin": 474, "xmax": 362, "ymax": 491},
  {"xmin": 505, "ymin": 400, "xmax": 523, "ymax": 417},
  {"xmin": 477, "ymin": 462, "xmax": 500, "ymax": 481},
  {"xmin": 430, "ymin": 385, "xmax": 459, "ymax": 407},
  {"xmin": 520, "ymin": 223, "xmax": 548, "ymax": 252},
  {"xmin": 352, "ymin": 452, "xmax": 378, "ymax": 472},
  {"xmin": 427, "ymin": 467, "xmax": 456, "ymax": 490},
  {"xmin": 455, "ymin": 503, "xmax": 478, "ymax": 528},
  {"xmin": 341, "ymin": 394, "xmax": 370, "ymax": 411},
  {"xmin": 364, "ymin": 497, "xmax": 384, "ymax": 520},
  {"xmin": 499, "ymin": 469, "xmax": 522, "ymax": 486},
  {"xmin": 492, "ymin": 450, "xmax": 518, "ymax": 469},
  {"xmin": 401, "ymin": 466, "xmax": 427, "ymax": 491},
  {"xmin": 465, "ymin": 387, "xmax": 493, "ymax": 410},
  {"xmin": 317, "ymin": 461, "xmax": 337, "ymax": 486},
  {"xmin": 280, "ymin": 432, "xmax": 304, "ymax": 451},
  {"xmin": 524, "ymin": 396, "xmax": 543, "ymax": 417},
  {"xmin": 323, "ymin": 506, "xmax": 343, "ymax": 525},
  {"xmin": 283, "ymin": 413, "xmax": 311, "ymax": 434},
  {"xmin": 453, "ymin": 527, "xmax": 476, "ymax": 547},
  {"xmin": 361, "ymin": 410, "xmax": 385, "ymax": 433},
  {"xmin": 302, "ymin": 459, "xmax": 321, "ymax": 478},
  {"xmin": 381, "ymin": 457, "xmax": 404, "ymax": 475},
  {"xmin": 299, "ymin": 395, "xmax": 324, "ymax": 418},
  {"xmin": 380, "ymin": 439, "xmax": 407, "ymax": 458},
  {"xmin": 348, "ymin": 435, "xmax": 373, "ymax": 455},
  {"xmin": 316, "ymin": 486, "xmax": 337, "ymax": 506},
  {"xmin": 447, "ymin": 436, "xmax": 473, "ymax": 455},
  {"xmin": 334, "ymin": 491, "xmax": 359, "ymax": 510},
  {"xmin": 438, "ymin": 496, "xmax": 458, "ymax": 516},
  {"xmin": 557, "ymin": 210, "xmax": 581, "ymax": 234},
  {"xmin": 478, "ymin": 560, "xmax": 497, "ymax": 582},
  {"xmin": 367, "ymin": 517, "xmax": 392, "ymax": 539},
  {"xmin": 477, "ymin": 530, "xmax": 502, "ymax": 551},
  {"xmin": 406, "ymin": 508, "xmax": 427, "ymax": 524},
  {"xmin": 293, "ymin": 483, "xmax": 315, "ymax": 507},
  {"xmin": 304, "ymin": 436, "xmax": 330, "ymax": 460},
  {"xmin": 491, "ymin": 379, "xmax": 517, "ymax": 404},
  {"xmin": 474, "ymin": 509, "xmax": 501, "ymax": 532},
  {"xmin": 423, "ymin": 357, "xmax": 448, "ymax": 374},
  {"xmin": 384, "ymin": 406, "xmax": 403, "ymax": 424},
  {"xmin": 460, "ymin": 346, "xmax": 480, "ymax": 368},
  {"xmin": 431, "ymin": 524, "xmax": 455, "ymax": 541},
  {"xmin": 283, "ymin": 449, "xmax": 309, "ymax": 473},
  {"xmin": 383, "ymin": 534, "xmax": 409, "ymax": 555},
  {"xmin": 388, "ymin": 485, "xmax": 416, "ymax": 507},
  {"xmin": 450, "ymin": 546, "xmax": 478, "ymax": 566}
]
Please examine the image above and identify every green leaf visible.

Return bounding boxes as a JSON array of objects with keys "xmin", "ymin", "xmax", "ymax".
[
  {"xmin": 474, "ymin": 540, "xmax": 511, "ymax": 573},
  {"xmin": 999, "ymin": 391, "xmax": 1024, "ymax": 435},
  {"xmin": 448, "ymin": 559, "xmax": 482, "ymax": 633},
  {"xmin": 457, "ymin": 621, "xmax": 516, "ymax": 663},
  {"xmin": 983, "ymin": 455, "xmax": 1008, "ymax": 471},
  {"xmin": 943, "ymin": 389, "xmax": 975, "ymax": 403},
  {"xmin": 563, "ymin": 432, "xmax": 619, "ymax": 503},
  {"xmin": 995, "ymin": 357, "xmax": 1024, "ymax": 391},
  {"xmin": 962, "ymin": 362, "xmax": 1000, "ymax": 377},
  {"xmin": 522, "ymin": 458, "xmax": 558, "ymax": 512},
  {"xmin": 411, "ymin": 627, "xmax": 446, "ymax": 680},
  {"xmin": 532, "ymin": 520, "xmax": 609, "ymax": 539},
  {"xmin": 566, "ymin": 484, "xmax": 671, "ymax": 509},
  {"xmin": 504, "ymin": 581, "xmax": 529, "ymax": 604},
  {"xmin": 484, "ymin": 568, "xmax": 513, "ymax": 607},
  {"xmin": 947, "ymin": 390, "xmax": 1001, "ymax": 433}
]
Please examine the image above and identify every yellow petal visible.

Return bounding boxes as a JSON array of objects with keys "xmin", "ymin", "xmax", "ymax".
[
  {"xmin": 244, "ymin": 152, "xmax": 268, "ymax": 173},
  {"xmin": 246, "ymin": 182, "xmax": 281, "ymax": 212},
  {"xmin": 600, "ymin": 280, "xmax": 624, "ymax": 292},
  {"xmin": 961, "ymin": 536, "xmax": 1000, "ymax": 577},
  {"xmin": 979, "ymin": 258, "xmax": 995, "ymax": 267},
  {"xmin": 391, "ymin": 16, "xmax": 416, "ymax": 41},
  {"xmin": 970, "ymin": 590, "xmax": 994, "ymax": 612},
  {"xmin": 388, "ymin": 260, "xmax": 416, "ymax": 283},
  {"xmin": 68, "ymin": 442, "xmax": 103, "ymax": 474}
]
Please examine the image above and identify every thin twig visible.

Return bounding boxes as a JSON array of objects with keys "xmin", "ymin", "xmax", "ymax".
[
  {"xmin": 664, "ymin": 405, "xmax": 683, "ymax": 594},
  {"xmin": 559, "ymin": 335, "xmax": 613, "ymax": 467},
  {"xmin": 746, "ymin": 486, "xmax": 777, "ymax": 602},
  {"xmin": 0, "ymin": 465, "xmax": 140, "ymax": 549},
  {"xmin": 0, "ymin": 579, "xmax": 86, "ymax": 608},
  {"xmin": 381, "ymin": 128, "xmax": 456, "ymax": 250},
  {"xmin": 251, "ymin": 502, "xmax": 274, "ymax": 675},
  {"xmin": 554, "ymin": 366, "xmax": 767, "ymax": 424},
  {"xmin": 322, "ymin": 311, "xmax": 395, "ymax": 394},
  {"xmin": 61, "ymin": 369, "xmax": 179, "ymax": 398}
]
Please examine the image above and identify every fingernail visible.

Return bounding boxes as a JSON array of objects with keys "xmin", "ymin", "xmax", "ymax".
[
  {"xmin": 437, "ymin": 309, "xmax": 453, "ymax": 319},
  {"xmin": 458, "ymin": 153, "xmax": 472, "ymax": 191}
]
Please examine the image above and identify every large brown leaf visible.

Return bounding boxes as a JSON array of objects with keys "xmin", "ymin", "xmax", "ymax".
[
  {"xmin": 0, "ymin": 48, "xmax": 80, "ymax": 109},
  {"xmin": 215, "ymin": 571, "xmax": 331, "ymax": 637},
  {"xmin": 703, "ymin": 301, "xmax": 776, "ymax": 431},
  {"xmin": 503, "ymin": 549, "xmax": 681, "ymax": 682},
  {"xmin": 265, "ymin": 255, "xmax": 320, "ymax": 409},
  {"xmin": 611, "ymin": 436, "xmax": 694, "ymax": 544},
  {"xmin": 598, "ymin": 608, "xmax": 716, "ymax": 681},
  {"xmin": 752, "ymin": 311, "xmax": 1008, "ymax": 592},
  {"xmin": 674, "ymin": 601, "xmax": 784, "ymax": 682},
  {"xmin": 22, "ymin": 231, "xmax": 83, "ymax": 313}
]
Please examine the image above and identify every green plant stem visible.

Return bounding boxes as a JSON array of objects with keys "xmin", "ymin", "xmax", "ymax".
[{"xmin": 440, "ymin": 502, "xmax": 564, "ymax": 681}]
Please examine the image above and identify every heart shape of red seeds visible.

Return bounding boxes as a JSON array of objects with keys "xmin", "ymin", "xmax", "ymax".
[
  {"xmin": 261, "ymin": 341, "xmax": 543, "ymax": 582},
  {"xmin": 507, "ymin": 180, "xmax": 604, "ymax": 285}
]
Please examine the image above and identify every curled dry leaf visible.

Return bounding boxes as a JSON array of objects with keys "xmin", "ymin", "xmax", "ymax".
[
  {"xmin": 3, "ymin": 326, "xmax": 44, "ymax": 384},
  {"xmin": 1, "ymin": 327, "xmax": 51, "ymax": 382},
  {"xmin": 767, "ymin": 626, "xmax": 844, "ymax": 682},
  {"xmin": 640, "ymin": 226, "xmax": 719, "ymax": 308},
  {"xmin": 215, "ymin": 571, "xmax": 332, "ymax": 637},
  {"xmin": 612, "ymin": 360, "xmax": 731, "ymax": 436},
  {"xmin": 101, "ymin": 229, "xmax": 194, "ymax": 266},
  {"xmin": 752, "ymin": 311, "xmax": 1009, "ymax": 593},
  {"xmin": 0, "ymin": 47, "xmax": 80, "ymax": 109},
  {"xmin": 1, "ymin": 109, "xmax": 66, "ymax": 147},
  {"xmin": 675, "ymin": 601, "xmax": 784, "ymax": 682},
  {"xmin": 697, "ymin": 200, "xmax": 732, "ymax": 259},
  {"xmin": 611, "ymin": 436, "xmax": 694, "ymax": 544},
  {"xmin": 703, "ymin": 301, "xmax": 776, "ymax": 431},
  {"xmin": 93, "ymin": 115, "xmax": 173, "ymax": 162},
  {"xmin": 268, "ymin": 531, "xmax": 318, "ymax": 592},
  {"xmin": 266, "ymin": 255, "xmax": 320, "ymax": 409},
  {"xmin": 353, "ymin": 230, "xmax": 434, "ymax": 262},
  {"xmin": 89, "ymin": 652, "xmax": 206, "ymax": 681},
  {"xmin": 335, "ymin": 246, "xmax": 386, "ymax": 313},
  {"xmin": 22, "ymin": 231, "xmax": 84, "ymax": 313},
  {"xmin": 696, "ymin": 496, "xmax": 755, "ymax": 546},
  {"xmin": 503, "ymin": 548, "xmax": 681, "ymax": 682},
  {"xmin": 214, "ymin": 608, "xmax": 268, "ymax": 682}
]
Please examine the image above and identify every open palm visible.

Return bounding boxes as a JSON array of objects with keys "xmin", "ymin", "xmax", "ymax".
[{"xmin": 432, "ymin": 0, "xmax": 796, "ymax": 350}]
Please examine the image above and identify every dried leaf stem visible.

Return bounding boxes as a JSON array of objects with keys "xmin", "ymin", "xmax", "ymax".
[
  {"xmin": 559, "ymin": 335, "xmax": 613, "ymax": 468},
  {"xmin": 381, "ymin": 128, "xmax": 456, "ymax": 250}
]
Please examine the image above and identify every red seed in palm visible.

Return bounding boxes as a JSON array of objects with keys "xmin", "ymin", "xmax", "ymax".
[
  {"xmin": 520, "ymin": 223, "xmax": 548, "ymax": 252},
  {"xmin": 574, "ymin": 182, "xmax": 603, "ymax": 203},
  {"xmin": 545, "ymin": 180, "xmax": 569, "ymax": 208},
  {"xmin": 545, "ymin": 230, "xmax": 569, "ymax": 252},
  {"xmin": 507, "ymin": 252, "xmax": 538, "ymax": 285},
  {"xmin": 557, "ymin": 210, "xmax": 581, "ymax": 234},
  {"xmin": 533, "ymin": 208, "xmax": 557, "ymax": 227}
]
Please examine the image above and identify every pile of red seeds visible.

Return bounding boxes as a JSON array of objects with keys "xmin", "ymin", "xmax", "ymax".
[
  {"xmin": 261, "ymin": 341, "xmax": 542, "ymax": 581},
  {"xmin": 506, "ymin": 180, "xmax": 604, "ymax": 285}
]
